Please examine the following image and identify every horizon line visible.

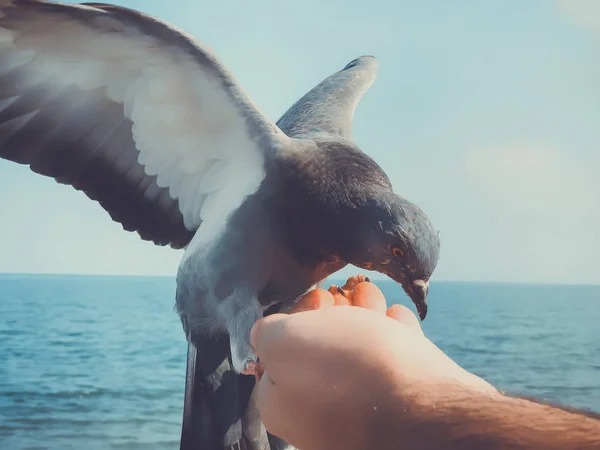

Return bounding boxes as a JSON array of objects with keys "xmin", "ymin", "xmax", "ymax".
[{"xmin": 1, "ymin": 271, "xmax": 599, "ymax": 288}]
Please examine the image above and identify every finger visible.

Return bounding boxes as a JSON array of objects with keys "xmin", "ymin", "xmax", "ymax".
[
  {"xmin": 351, "ymin": 281, "xmax": 387, "ymax": 314},
  {"xmin": 289, "ymin": 288, "xmax": 335, "ymax": 314},
  {"xmin": 328, "ymin": 285, "xmax": 352, "ymax": 306},
  {"xmin": 255, "ymin": 371, "xmax": 289, "ymax": 439},
  {"xmin": 250, "ymin": 313, "xmax": 297, "ymax": 363},
  {"xmin": 250, "ymin": 313, "xmax": 287, "ymax": 351},
  {"xmin": 386, "ymin": 304, "xmax": 423, "ymax": 334},
  {"xmin": 255, "ymin": 370, "xmax": 306, "ymax": 449}
]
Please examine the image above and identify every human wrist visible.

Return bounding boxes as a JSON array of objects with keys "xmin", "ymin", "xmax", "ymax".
[
  {"xmin": 365, "ymin": 376, "xmax": 501, "ymax": 450},
  {"xmin": 368, "ymin": 379, "xmax": 600, "ymax": 450},
  {"xmin": 358, "ymin": 334, "xmax": 499, "ymax": 448}
]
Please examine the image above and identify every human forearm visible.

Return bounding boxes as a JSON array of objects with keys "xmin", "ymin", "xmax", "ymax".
[
  {"xmin": 251, "ymin": 303, "xmax": 600, "ymax": 450},
  {"xmin": 372, "ymin": 383, "xmax": 600, "ymax": 450}
]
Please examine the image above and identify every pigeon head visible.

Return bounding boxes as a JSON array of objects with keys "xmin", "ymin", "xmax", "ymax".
[{"xmin": 346, "ymin": 191, "xmax": 440, "ymax": 321}]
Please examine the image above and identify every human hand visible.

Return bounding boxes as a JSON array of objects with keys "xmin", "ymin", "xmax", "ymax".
[{"xmin": 250, "ymin": 276, "xmax": 496, "ymax": 450}]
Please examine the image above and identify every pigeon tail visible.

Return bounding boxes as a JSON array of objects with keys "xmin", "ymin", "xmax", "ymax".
[{"xmin": 180, "ymin": 335, "xmax": 292, "ymax": 450}]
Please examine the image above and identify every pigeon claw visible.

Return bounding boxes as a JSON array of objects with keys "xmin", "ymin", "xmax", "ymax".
[{"xmin": 242, "ymin": 359, "xmax": 263, "ymax": 380}]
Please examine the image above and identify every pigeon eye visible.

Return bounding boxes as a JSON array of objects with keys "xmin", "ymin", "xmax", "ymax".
[{"xmin": 391, "ymin": 245, "xmax": 404, "ymax": 258}]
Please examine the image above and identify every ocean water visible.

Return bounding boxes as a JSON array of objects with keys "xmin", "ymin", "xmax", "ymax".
[{"xmin": 1, "ymin": 274, "xmax": 599, "ymax": 449}]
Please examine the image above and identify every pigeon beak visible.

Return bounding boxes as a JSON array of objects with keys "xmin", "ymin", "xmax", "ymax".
[{"xmin": 409, "ymin": 279, "xmax": 429, "ymax": 321}]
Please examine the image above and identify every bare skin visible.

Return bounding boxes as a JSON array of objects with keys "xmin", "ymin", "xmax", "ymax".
[{"xmin": 251, "ymin": 300, "xmax": 600, "ymax": 450}]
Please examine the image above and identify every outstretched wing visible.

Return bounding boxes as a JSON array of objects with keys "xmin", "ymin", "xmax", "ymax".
[
  {"xmin": 276, "ymin": 55, "xmax": 378, "ymax": 140},
  {"xmin": 0, "ymin": 1, "xmax": 282, "ymax": 249}
]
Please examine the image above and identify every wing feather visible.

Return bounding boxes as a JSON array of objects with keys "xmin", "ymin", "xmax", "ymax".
[
  {"xmin": 0, "ymin": 1, "xmax": 283, "ymax": 249},
  {"xmin": 277, "ymin": 55, "xmax": 378, "ymax": 140}
]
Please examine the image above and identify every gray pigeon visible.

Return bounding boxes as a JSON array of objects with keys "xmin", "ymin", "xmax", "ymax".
[{"xmin": 0, "ymin": 2, "xmax": 441, "ymax": 450}]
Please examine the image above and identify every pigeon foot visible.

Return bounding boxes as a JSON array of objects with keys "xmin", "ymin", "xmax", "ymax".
[
  {"xmin": 223, "ymin": 293, "xmax": 263, "ymax": 375},
  {"xmin": 242, "ymin": 359, "xmax": 264, "ymax": 380}
]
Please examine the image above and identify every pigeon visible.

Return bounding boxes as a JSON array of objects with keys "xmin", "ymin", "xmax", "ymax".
[{"xmin": 0, "ymin": 2, "xmax": 441, "ymax": 450}]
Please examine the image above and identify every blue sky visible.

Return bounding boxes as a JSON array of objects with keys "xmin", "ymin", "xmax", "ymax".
[{"xmin": 1, "ymin": 0, "xmax": 599, "ymax": 284}]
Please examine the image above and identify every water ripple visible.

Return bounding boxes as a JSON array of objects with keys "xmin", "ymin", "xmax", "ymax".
[{"xmin": 1, "ymin": 275, "xmax": 599, "ymax": 449}]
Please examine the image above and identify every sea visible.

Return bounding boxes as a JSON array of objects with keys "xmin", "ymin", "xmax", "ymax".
[{"xmin": 1, "ymin": 274, "xmax": 599, "ymax": 449}]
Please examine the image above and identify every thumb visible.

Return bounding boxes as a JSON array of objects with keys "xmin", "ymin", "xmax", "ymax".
[{"xmin": 250, "ymin": 313, "xmax": 289, "ymax": 358}]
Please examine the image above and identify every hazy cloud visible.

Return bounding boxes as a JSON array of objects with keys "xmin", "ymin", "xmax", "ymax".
[
  {"xmin": 461, "ymin": 144, "xmax": 600, "ymax": 284},
  {"xmin": 556, "ymin": 0, "xmax": 600, "ymax": 31},
  {"xmin": 464, "ymin": 144, "xmax": 597, "ymax": 210}
]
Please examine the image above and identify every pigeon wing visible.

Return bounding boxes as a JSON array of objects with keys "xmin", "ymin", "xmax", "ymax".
[
  {"xmin": 0, "ymin": 1, "xmax": 282, "ymax": 249},
  {"xmin": 276, "ymin": 56, "xmax": 378, "ymax": 140}
]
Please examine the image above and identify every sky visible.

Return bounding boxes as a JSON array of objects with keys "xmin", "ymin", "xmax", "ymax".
[{"xmin": 0, "ymin": 0, "xmax": 599, "ymax": 284}]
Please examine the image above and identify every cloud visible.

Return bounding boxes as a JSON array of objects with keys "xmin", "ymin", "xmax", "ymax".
[
  {"xmin": 556, "ymin": 0, "xmax": 600, "ymax": 31},
  {"xmin": 460, "ymin": 144, "xmax": 600, "ymax": 284},
  {"xmin": 464, "ymin": 144, "xmax": 597, "ymax": 211}
]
